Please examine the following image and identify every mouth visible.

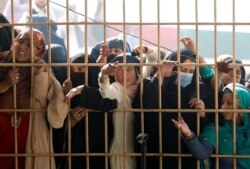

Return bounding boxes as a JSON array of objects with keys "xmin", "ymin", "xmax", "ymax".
[
  {"xmin": 222, "ymin": 112, "xmax": 231, "ymax": 118},
  {"xmin": 16, "ymin": 50, "xmax": 26, "ymax": 57}
]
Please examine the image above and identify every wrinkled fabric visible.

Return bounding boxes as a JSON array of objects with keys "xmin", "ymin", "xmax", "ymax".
[
  {"xmin": 0, "ymin": 47, "xmax": 68, "ymax": 169},
  {"xmin": 25, "ymin": 72, "xmax": 68, "ymax": 169},
  {"xmin": 99, "ymin": 81, "xmax": 136, "ymax": 169}
]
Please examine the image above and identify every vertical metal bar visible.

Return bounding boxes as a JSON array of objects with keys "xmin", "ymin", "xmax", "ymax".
[
  {"xmin": 194, "ymin": 0, "xmax": 201, "ymax": 168},
  {"xmin": 10, "ymin": 0, "xmax": 18, "ymax": 167},
  {"xmin": 102, "ymin": 0, "xmax": 109, "ymax": 168},
  {"xmin": 122, "ymin": 0, "xmax": 128, "ymax": 168},
  {"xmin": 46, "ymin": 1, "xmax": 54, "ymax": 167},
  {"xmin": 176, "ymin": 0, "xmax": 181, "ymax": 169},
  {"xmin": 156, "ymin": 0, "xmax": 163, "ymax": 169},
  {"xmin": 232, "ymin": 0, "xmax": 237, "ymax": 168},
  {"xmin": 84, "ymin": 0, "xmax": 90, "ymax": 168},
  {"xmin": 213, "ymin": 0, "xmax": 219, "ymax": 169}
]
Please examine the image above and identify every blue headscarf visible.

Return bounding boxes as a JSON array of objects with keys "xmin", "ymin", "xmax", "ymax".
[{"xmin": 90, "ymin": 37, "xmax": 131, "ymax": 61}]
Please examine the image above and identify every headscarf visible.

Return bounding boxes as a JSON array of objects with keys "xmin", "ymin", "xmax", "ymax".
[
  {"xmin": 14, "ymin": 28, "xmax": 46, "ymax": 59},
  {"xmin": 90, "ymin": 37, "xmax": 132, "ymax": 61},
  {"xmin": 31, "ymin": 14, "xmax": 66, "ymax": 52},
  {"xmin": 70, "ymin": 53, "xmax": 86, "ymax": 88},
  {"xmin": 200, "ymin": 83, "xmax": 250, "ymax": 169},
  {"xmin": 166, "ymin": 48, "xmax": 196, "ymax": 63},
  {"xmin": 109, "ymin": 53, "xmax": 140, "ymax": 77},
  {"xmin": 0, "ymin": 13, "xmax": 13, "ymax": 52},
  {"xmin": 164, "ymin": 48, "xmax": 197, "ymax": 86},
  {"xmin": 70, "ymin": 53, "xmax": 99, "ymax": 88},
  {"xmin": 109, "ymin": 53, "xmax": 140, "ymax": 98}
]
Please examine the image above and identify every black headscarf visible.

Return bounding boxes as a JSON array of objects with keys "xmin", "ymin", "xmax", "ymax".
[
  {"xmin": 0, "ymin": 14, "xmax": 16, "ymax": 52},
  {"xmin": 165, "ymin": 48, "xmax": 197, "ymax": 85}
]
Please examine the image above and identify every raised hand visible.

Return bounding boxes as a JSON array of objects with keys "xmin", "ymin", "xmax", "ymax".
[
  {"xmin": 180, "ymin": 36, "xmax": 196, "ymax": 52},
  {"xmin": 172, "ymin": 116, "xmax": 193, "ymax": 138},
  {"xmin": 160, "ymin": 60, "xmax": 178, "ymax": 77},
  {"xmin": 100, "ymin": 43, "xmax": 110, "ymax": 57},
  {"xmin": 101, "ymin": 61, "xmax": 121, "ymax": 76},
  {"xmin": 189, "ymin": 98, "xmax": 205, "ymax": 118},
  {"xmin": 64, "ymin": 85, "xmax": 84, "ymax": 102},
  {"xmin": 63, "ymin": 79, "xmax": 72, "ymax": 95},
  {"xmin": 132, "ymin": 45, "xmax": 152, "ymax": 55},
  {"xmin": 217, "ymin": 61, "xmax": 232, "ymax": 73}
]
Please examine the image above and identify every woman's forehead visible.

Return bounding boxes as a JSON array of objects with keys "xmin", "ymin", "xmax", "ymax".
[{"xmin": 181, "ymin": 59, "xmax": 195, "ymax": 70}]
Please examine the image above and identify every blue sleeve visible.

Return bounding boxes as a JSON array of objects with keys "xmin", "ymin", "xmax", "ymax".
[{"xmin": 183, "ymin": 136, "xmax": 215, "ymax": 160}]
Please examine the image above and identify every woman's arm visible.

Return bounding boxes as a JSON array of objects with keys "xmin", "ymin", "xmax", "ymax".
[
  {"xmin": 79, "ymin": 85, "xmax": 118, "ymax": 111},
  {"xmin": 182, "ymin": 134, "xmax": 215, "ymax": 160},
  {"xmin": 64, "ymin": 84, "xmax": 117, "ymax": 112},
  {"xmin": 172, "ymin": 116, "xmax": 215, "ymax": 160},
  {"xmin": 0, "ymin": 68, "xmax": 20, "ymax": 94}
]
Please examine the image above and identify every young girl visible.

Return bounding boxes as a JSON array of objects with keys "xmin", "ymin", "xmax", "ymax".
[
  {"xmin": 173, "ymin": 83, "xmax": 250, "ymax": 169},
  {"xmin": 98, "ymin": 53, "xmax": 140, "ymax": 169}
]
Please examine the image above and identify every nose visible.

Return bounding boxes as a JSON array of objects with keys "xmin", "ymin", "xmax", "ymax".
[
  {"xmin": 20, "ymin": 43, "xmax": 28, "ymax": 50},
  {"xmin": 221, "ymin": 102, "xmax": 228, "ymax": 109}
]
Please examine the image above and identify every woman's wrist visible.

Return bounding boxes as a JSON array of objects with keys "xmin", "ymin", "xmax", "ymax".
[{"xmin": 183, "ymin": 131, "xmax": 196, "ymax": 140}]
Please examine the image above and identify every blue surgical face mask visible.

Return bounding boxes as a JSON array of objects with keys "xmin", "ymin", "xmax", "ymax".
[{"xmin": 175, "ymin": 72, "xmax": 193, "ymax": 88}]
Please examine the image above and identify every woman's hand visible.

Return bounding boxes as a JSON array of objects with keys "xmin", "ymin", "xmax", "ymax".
[
  {"xmin": 132, "ymin": 45, "xmax": 154, "ymax": 55},
  {"xmin": 160, "ymin": 60, "xmax": 178, "ymax": 77},
  {"xmin": 155, "ymin": 60, "xmax": 177, "ymax": 85},
  {"xmin": 63, "ymin": 79, "xmax": 72, "ymax": 95},
  {"xmin": 101, "ymin": 61, "xmax": 121, "ymax": 76},
  {"xmin": 180, "ymin": 36, "xmax": 196, "ymax": 52},
  {"xmin": 34, "ymin": 57, "xmax": 47, "ymax": 74},
  {"xmin": 100, "ymin": 43, "xmax": 110, "ymax": 58},
  {"xmin": 189, "ymin": 98, "xmax": 206, "ymax": 118},
  {"xmin": 4, "ymin": 68, "xmax": 20, "ymax": 86},
  {"xmin": 172, "ymin": 116, "xmax": 193, "ymax": 138},
  {"xmin": 0, "ymin": 68, "xmax": 20, "ymax": 94},
  {"xmin": 64, "ymin": 85, "xmax": 84, "ymax": 102},
  {"xmin": 70, "ymin": 106, "xmax": 88, "ymax": 127},
  {"xmin": 217, "ymin": 61, "xmax": 232, "ymax": 73}
]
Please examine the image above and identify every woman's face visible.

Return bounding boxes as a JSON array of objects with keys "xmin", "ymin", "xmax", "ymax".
[
  {"xmin": 71, "ymin": 66, "xmax": 86, "ymax": 73},
  {"xmin": 180, "ymin": 58, "xmax": 195, "ymax": 73},
  {"xmin": 115, "ymin": 66, "xmax": 137, "ymax": 87},
  {"xmin": 221, "ymin": 92, "xmax": 241, "ymax": 122},
  {"xmin": 109, "ymin": 48, "xmax": 123, "ymax": 56},
  {"xmin": 222, "ymin": 66, "xmax": 242, "ymax": 85},
  {"xmin": 14, "ymin": 37, "xmax": 40, "ymax": 63}
]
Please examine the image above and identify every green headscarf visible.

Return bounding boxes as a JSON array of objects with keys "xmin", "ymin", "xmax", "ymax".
[{"xmin": 200, "ymin": 83, "xmax": 250, "ymax": 169}]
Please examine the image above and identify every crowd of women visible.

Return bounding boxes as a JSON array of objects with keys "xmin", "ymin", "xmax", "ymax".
[{"xmin": 1, "ymin": 12, "xmax": 250, "ymax": 169}]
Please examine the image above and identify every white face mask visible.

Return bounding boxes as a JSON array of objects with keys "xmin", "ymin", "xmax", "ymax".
[{"xmin": 175, "ymin": 72, "xmax": 193, "ymax": 88}]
